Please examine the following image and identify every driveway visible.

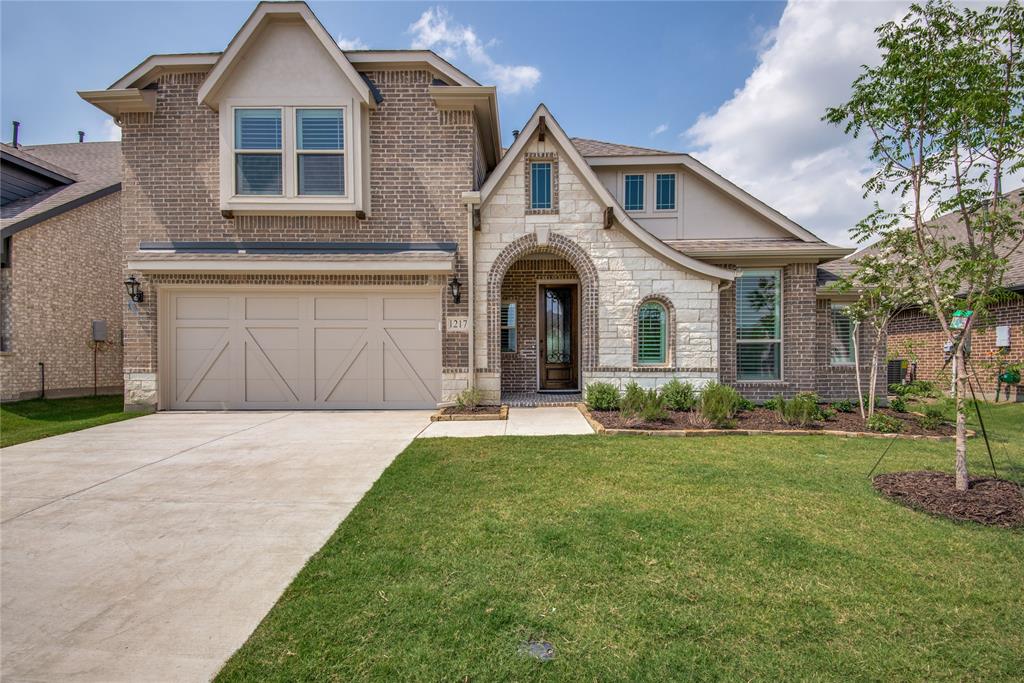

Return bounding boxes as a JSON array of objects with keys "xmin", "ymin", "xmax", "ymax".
[{"xmin": 1, "ymin": 410, "xmax": 433, "ymax": 682}]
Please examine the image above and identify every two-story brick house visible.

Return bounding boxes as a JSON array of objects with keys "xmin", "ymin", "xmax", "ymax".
[{"xmin": 81, "ymin": 1, "xmax": 879, "ymax": 412}]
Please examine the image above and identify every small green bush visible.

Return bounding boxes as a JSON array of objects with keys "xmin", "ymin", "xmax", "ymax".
[
  {"xmin": 775, "ymin": 392, "xmax": 819, "ymax": 427},
  {"xmin": 619, "ymin": 381, "xmax": 647, "ymax": 419},
  {"xmin": 735, "ymin": 397, "xmax": 755, "ymax": 413},
  {"xmin": 818, "ymin": 406, "xmax": 837, "ymax": 421},
  {"xmin": 890, "ymin": 396, "xmax": 908, "ymax": 413},
  {"xmin": 867, "ymin": 412, "xmax": 903, "ymax": 433},
  {"xmin": 892, "ymin": 380, "xmax": 939, "ymax": 398},
  {"xmin": 661, "ymin": 379, "xmax": 696, "ymax": 411},
  {"xmin": 832, "ymin": 399, "xmax": 856, "ymax": 413},
  {"xmin": 762, "ymin": 397, "xmax": 782, "ymax": 412},
  {"xmin": 699, "ymin": 382, "xmax": 741, "ymax": 428},
  {"xmin": 619, "ymin": 382, "xmax": 669, "ymax": 423},
  {"xmin": 920, "ymin": 404, "xmax": 945, "ymax": 431},
  {"xmin": 455, "ymin": 387, "xmax": 482, "ymax": 409},
  {"xmin": 889, "ymin": 382, "xmax": 910, "ymax": 397},
  {"xmin": 585, "ymin": 382, "xmax": 620, "ymax": 411}
]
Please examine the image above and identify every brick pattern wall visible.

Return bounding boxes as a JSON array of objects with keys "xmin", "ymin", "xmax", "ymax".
[
  {"xmin": 499, "ymin": 257, "xmax": 578, "ymax": 392},
  {"xmin": 888, "ymin": 297, "xmax": 1024, "ymax": 392},
  {"xmin": 0, "ymin": 193, "xmax": 124, "ymax": 401},
  {"xmin": 814, "ymin": 298, "xmax": 887, "ymax": 402},
  {"xmin": 119, "ymin": 69, "xmax": 476, "ymax": 407}
]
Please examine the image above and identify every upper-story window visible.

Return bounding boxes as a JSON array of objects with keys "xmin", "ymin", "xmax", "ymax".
[
  {"xmin": 736, "ymin": 269, "xmax": 782, "ymax": 381},
  {"xmin": 232, "ymin": 106, "xmax": 347, "ymax": 200},
  {"xmin": 624, "ymin": 174, "xmax": 645, "ymax": 211},
  {"xmin": 235, "ymin": 109, "xmax": 283, "ymax": 195},
  {"xmin": 530, "ymin": 162, "xmax": 552, "ymax": 210},
  {"xmin": 656, "ymin": 173, "xmax": 676, "ymax": 210}
]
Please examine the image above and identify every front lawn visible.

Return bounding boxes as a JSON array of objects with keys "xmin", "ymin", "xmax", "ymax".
[
  {"xmin": 218, "ymin": 404, "xmax": 1024, "ymax": 681},
  {"xmin": 0, "ymin": 394, "xmax": 138, "ymax": 448}
]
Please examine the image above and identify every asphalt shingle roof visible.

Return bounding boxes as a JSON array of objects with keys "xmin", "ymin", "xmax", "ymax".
[{"xmin": 570, "ymin": 137, "xmax": 679, "ymax": 157}]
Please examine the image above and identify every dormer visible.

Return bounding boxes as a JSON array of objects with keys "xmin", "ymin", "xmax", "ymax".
[{"xmin": 197, "ymin": 2, "xmax": 377, "ymax": 217}]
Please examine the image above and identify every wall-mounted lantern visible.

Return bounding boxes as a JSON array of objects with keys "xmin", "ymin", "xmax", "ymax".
[
  {"xmin": 123, "ymin": 275, "xmax": 144, "ymax": 303},
  {"xmin": 448, "ymin": 276, "xmax": 462, "ymax": 305}
]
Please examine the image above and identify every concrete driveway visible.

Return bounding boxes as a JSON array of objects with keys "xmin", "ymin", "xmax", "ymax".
[{"xmin": 1, "ymin": 410, "xmax": 433, "ymax": 682}]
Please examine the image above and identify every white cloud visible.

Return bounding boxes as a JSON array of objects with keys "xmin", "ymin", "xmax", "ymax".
[
  {"xmin": 408, "ymin": 7, "xmax": 541, "ymax": 94},
  {"xmin": 102, "ymin": 118, "xmax": 121, "ymax": 142},
  {"xmin": 337, "ymin": 36, "xmax": 368, "ymax": 51},
  {"xmin": 685, "ymin": 0, "xmax": 909, "ymax": 246},
  {"xmin": 650, "ymin": 123, "xmax": 669, "ymax": 137}
]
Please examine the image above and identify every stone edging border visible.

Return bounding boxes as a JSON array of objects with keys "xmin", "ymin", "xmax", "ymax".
[
  {"xmin": 431, "ymin": 405, "xmax": 509, "ymax": 422},
  {"xmin": 575, "ymin": 404, "xmax": 973, "ymax": 442}
]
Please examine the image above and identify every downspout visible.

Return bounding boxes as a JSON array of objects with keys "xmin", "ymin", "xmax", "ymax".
[{"xmin": 461, "ymin": 191, "xmax": 481, "ymax": 391}]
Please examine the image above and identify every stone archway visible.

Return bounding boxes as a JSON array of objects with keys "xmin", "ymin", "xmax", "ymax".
[{"xmin": 485, "ymin": 233, "xmax": 599, "ymax": 375}]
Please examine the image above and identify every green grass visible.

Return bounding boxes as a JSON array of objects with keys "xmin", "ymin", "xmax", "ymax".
[
  {"xmin": 218, "ymin": 402, "xmax": 1024, "ymax": 681},
  {"xmin": 0, "ymin": 394, "xmax": 139, "ymax": 448}
]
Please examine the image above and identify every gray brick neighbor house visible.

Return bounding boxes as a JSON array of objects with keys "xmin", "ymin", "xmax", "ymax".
[{"xmin": 71, "ymin": 1, "xmax": 879, "ymax": 412}]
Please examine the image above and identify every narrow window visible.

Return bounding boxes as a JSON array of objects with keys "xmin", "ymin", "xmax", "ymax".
[
  {"xmin": 297, "ymin": 109, "xmax": 345, "ymax": 196},
  {"xmin": 501, "ymin": 301, "xmax": 517, "ymax": 352},
  {"xmin": 624, "ymin": 174, "xmax": 645, "ymax": 211},
  {"xmin": 830, "ymin": 304, "xmax": 855, "ymax": 365},
  {"xmin": 736, "ymin": 269, "xmax": 781, "ymax": 380},
  {"xmin": 1, "ymin": 235, "xmax": 11, "ymax": 268},
  {"xmin": 530, "ymin": 162, "xmax": 552, "ymax": 210},
  {"xmin": 637, "ymin": 301, "xmax": 667, "ymax": 365},
  {"xmin": 656, "ymin": 173, "xmax": 676, "ymax": 210},
  {"xmin": 234, "ymin": 108, "xmax": 282, "ymax": 195}
]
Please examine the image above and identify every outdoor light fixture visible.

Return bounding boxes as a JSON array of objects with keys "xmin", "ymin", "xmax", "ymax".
[
  {"xmin": 448, "ymin": 276, "xmax": 462, "ymax": 304},
  {"xmin": 123, "ymin": 275, "xmax": 144, "ymax": 303}
]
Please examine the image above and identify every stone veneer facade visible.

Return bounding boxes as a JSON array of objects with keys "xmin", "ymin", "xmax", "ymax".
[
  {"xmin": 0, "ymin": 193, "xmax": 124, "ymax": 401},
  {"xmin": 473, "ymin": 136, "xmax": 720, "ymax": 403},
  {"xmin": 119, "ymin": 70, "xmax": 478, "ymax": 410}
]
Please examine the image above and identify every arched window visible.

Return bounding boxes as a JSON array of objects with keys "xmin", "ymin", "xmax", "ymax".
[{"xmin": 636, "ymin": 301, "xmax": 667, "ymax": 365}]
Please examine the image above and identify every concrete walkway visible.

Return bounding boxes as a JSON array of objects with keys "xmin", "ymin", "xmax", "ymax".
[
  {"xmin": 1, "ymin": 410, "xmax": 433, "ymax": 682},
  {"xmin": 419, "ymin": 406, "xmax": 594, "ymax": 438}
]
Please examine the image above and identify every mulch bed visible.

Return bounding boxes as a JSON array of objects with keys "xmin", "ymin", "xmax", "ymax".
[
  {"xmin": 439, "ymin": 405, "xmax": 503, "ymax": 416},
  {"xmin": 874, "ymin": 471, "xmax": 1024, "ymax": 528},
  {"xmin": 591, "ymin": 407, "xmax": 956, "ymax": 437}
]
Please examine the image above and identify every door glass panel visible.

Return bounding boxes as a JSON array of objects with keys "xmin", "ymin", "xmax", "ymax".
[{"xmin": 545, "ymin": 288, "xmax": 572, "ymax": 364}]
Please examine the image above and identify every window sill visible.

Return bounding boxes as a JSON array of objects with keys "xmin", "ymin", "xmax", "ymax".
[{"xmin": 222, "ymin": 197, "xmax": 363, "ymax": 216}]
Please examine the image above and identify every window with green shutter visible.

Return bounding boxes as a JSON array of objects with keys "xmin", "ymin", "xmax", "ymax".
[{"xmin": 637, "ymin": 301, "xmax": 667, "ymax": 365}]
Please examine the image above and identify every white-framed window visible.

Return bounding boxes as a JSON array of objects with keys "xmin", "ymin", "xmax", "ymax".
[
  {"xmin": 655, "ymin": 173, "xmax": 676, "ymax": 211},
  {"xmin": 501, "ymin": 301, "xmax": 517, "ymax": 352},
  {"xmin": 530, "ymin": 162, "xmax": 552, "ymax": 210},
  {"xmin": 234, "ymin": 108, "xmax": 283, "ymax": 196},
  {"xmin": 830, "ymin": 304, "xmax": 855, "ymax": 365},
  {"xmin": 232, "ymin": 106, "xmax": 347, "ymax": 199},
  {"xmin": 624, "ymin": 174, "xmax": 645, "ymax": 211},
  {"xmin": 736, "ymin": 269, "xmax": 782, "ymax": 381}
]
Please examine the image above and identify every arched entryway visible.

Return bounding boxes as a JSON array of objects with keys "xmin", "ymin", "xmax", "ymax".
[{"xmin": 486, "ymin": 233, "xmax": 598, "ymax": 394}]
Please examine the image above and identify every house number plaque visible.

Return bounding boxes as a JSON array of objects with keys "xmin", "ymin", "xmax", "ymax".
[{"xmin": 446, "ymin": 316, "xmax": 469, "ymax": 333}]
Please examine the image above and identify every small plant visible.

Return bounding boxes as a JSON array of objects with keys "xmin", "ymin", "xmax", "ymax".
[
  {"xmin": 832, "ymin": 399, "xmax": 856, "ymax": 413},
  {"xmin": 919, "ymin": 404, "xmax": 946, "ymax": 431},
  {"xmin": 889, "ymin": 396, "xmax": 907, "ymax": 413},
  {"xmin": 735, "ymin": 397, "xmax": 755, "ymax": 413},
  {"xmin": 867, "ymin": 412, "xmax": 903, "ymax": 433},
  {"xmin": 818, "ymin": 406, "xmax": 837, "ymax": 421},
  {"xmin": 585, "ymin": 382, "xmax": 620, "ymax": 411},
  {"xmin": 775, "ymin": 392, "xmax": 819, "ymax": 427},
  {"xmin": 762, "ymin": 397, "xmax": 782, "ymax": 412},
  {"xmin": 698, "ymin": 382, "xmax": 741, "ymax": 428},
  {"xmin": 619, "ymin": 381, "xmax": 647, "ymax": 419},
  {"xmin": 889, "ymin": 382, "xmax": 911, "ymax": 397},
  {"xmin": 619, "ymin": 382, "xmax": 669, "ymax": 423},
  {"xmin": 661, "ymin": 379, "xmax": 696, "ymax": 411},
  {"xmin": 455, "ymin": 387, "xmax": 482, "ymax": 409}
]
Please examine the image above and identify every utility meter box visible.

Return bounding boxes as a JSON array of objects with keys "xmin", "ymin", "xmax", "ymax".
[
  {"xmin": 995, "ymin": 325, "xmax": 1010, "ymax": 348},
  {"xmin": 91, "ymin": 320, "xmax": 107, "ymax": 342}
]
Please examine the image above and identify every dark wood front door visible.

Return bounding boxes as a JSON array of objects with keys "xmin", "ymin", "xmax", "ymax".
[{"xmin": 539, "ymin": 285, "xmax": 578, "ymax": 390}]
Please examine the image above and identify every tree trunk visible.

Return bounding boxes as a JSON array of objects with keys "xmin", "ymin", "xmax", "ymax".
[
  {"xmin": 953, "ymin": 342, "xmax": 970, "ymax": 491},
  {"xmin": 853, "ymin": 322, "xmax": 866, "ymax": 420},
  {"xmin": 867, "ymin": 344, "xmax": 880, "ymax": 419}
]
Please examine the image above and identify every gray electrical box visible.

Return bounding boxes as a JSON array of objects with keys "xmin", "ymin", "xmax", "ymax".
[
  {"xmin": 91, "ymin": 320, "xmax": 107, "ymax": 342},
  {"xmin": 995, "ymin": 325, "xmax": 1010, "ymax": 348}
]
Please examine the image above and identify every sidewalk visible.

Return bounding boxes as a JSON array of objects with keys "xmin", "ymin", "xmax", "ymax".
[{"xmin": 418, "ymin": 406, "xmax": 593, "ymax": 438}]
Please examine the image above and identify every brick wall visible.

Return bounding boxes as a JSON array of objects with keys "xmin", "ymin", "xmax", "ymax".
[
  {"xmin": 814, "ymin": 298, "xmax": 887, "ymax": 402},
  {"xmin": 499, "ymin": 257, "xmax": 578, "ymax": 392},
  {"xmin": 119, "ymin": 69, "xmax": 477, "ymax": 408},
  {"xmin": 0, "ymin": 193, "xmax": 124, "ymax": 401}
]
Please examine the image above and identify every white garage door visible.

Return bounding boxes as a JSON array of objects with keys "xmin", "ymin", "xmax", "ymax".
[{"xmin": 166, "ymin": 290, "xmax": 441, "ymax": 410}]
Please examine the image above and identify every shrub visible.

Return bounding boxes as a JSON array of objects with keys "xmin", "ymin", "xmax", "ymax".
[
  {"xmin": 455, "ymin": 387, "xmax": 482, "ymax": 409},
  {"xmin": 889, "ymin": 382, "xmax": 910, "ymax": 397},
  {"xmin": 775, "ymin": 392, "xmax": 819, "ymax": 427},
  {"xmin": 920, "ymin": 404, "xmax": 945, "ymax": 431},
  {"xmin": 735, "ymin": 397, "xmax": 755, "ymax": 413},
  {"xmin": 818, "ymin": 406, "xmax": 837, "ymax": 421},
  {"xmin": 832, "ymin": 399, "xmax": 856, "ymax": 413},
  {"xmin": 762, "ymin": 397, "xmax": 782, "ymax": 412},
  {"xmin": 890, "ymin": 396, "xmax": 908, "ymax": 413},
  {"xmin": 585, "ymin": 382, "xmax": 620, "ymax": 411},
  {"xmin": 892, "ymin": 380, "xmax": 939, "ymax": 398},
  {"xmin": 619, "ymin": 382, "xmax": 669, "ymax": 423},
  {"xmin": 867, "ymin": 412, "xmax": 903, "ymax": 433},
  {"xmin": 619, "ymin": 381, "xmax": 647, "ymax": 419},
  {"xmin": 698, "ymin": 382, "xmax": 741, "ymax": 428},
  {"xmin": 661, "ymin": 379, "xmax": 696, "ymax": 411}
]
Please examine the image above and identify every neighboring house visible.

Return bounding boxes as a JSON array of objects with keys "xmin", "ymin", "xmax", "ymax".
[
  {"xmin": 80, "ymin": 1, "xmax": 866, "ymax": 412},
  {"xmin": 0, "ymin": 138, "xmax": 123, "ymax": 402}
]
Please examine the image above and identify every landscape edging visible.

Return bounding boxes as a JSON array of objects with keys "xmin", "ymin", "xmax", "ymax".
[{"xmin": 430, "ymin": 405, "xmax": 509, "ymax": 422}]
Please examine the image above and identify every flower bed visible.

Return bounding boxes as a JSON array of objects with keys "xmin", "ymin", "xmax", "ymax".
[{"xmin": 431, "ymin": 405, "xmax": 508, "ymax": 422}]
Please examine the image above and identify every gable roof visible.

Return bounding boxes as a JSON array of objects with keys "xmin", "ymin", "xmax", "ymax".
[
  {"xmin": 1, "ymin": 142, "xmax": 122, "ymax": 237},
  {"xmin": 479, "ymin": 105, "xmax": 734, "ymax": 282},
  {"xmin": 571, "ymin": 138, "xmax": 677, "ymax": 157},
  {"xmin": 196, "ymin": 2, "xmax": 374, "ymax": 109}
]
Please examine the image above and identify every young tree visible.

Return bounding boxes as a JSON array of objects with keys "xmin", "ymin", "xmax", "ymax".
[{"xmin": 826, "ymin": 0, "xmax": 1024, "ymax": 490}]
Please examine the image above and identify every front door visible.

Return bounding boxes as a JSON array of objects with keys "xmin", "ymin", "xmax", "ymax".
[{"xmin": 539, "ymin": 285, "xmax": 578, "ymax": 390}]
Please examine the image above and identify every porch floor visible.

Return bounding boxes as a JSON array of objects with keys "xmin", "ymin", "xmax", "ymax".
[{"xmin": 501, "ymin": 391, "xmax": 582, "ymax": 407}]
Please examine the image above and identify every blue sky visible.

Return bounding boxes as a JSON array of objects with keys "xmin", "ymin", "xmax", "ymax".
[{"xmin": 1, "ymin": 1, "xmax": 923, "ymax": 245}]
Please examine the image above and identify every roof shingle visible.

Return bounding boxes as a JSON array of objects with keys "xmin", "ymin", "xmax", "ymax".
[{"xmin": 570, "ymin": 137, "xmax": 678, "ymax": 157}]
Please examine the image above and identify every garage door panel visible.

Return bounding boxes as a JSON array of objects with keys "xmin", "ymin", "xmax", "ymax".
[{"xmin": 168, "ymin": 291, "xmax": 440, "ymax": 410}]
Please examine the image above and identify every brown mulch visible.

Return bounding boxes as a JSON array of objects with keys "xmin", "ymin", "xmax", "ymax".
[
  {"xmin": 439, "ymin": 405, "xmax": 503, "ymax": 416},
  {"xmin": 591, "ymin": 407, "xmax": 955, "ymax": 436},
  {"xmin": 873, "ymin": 471, "xmax": 1024, "ymax": 528}
]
